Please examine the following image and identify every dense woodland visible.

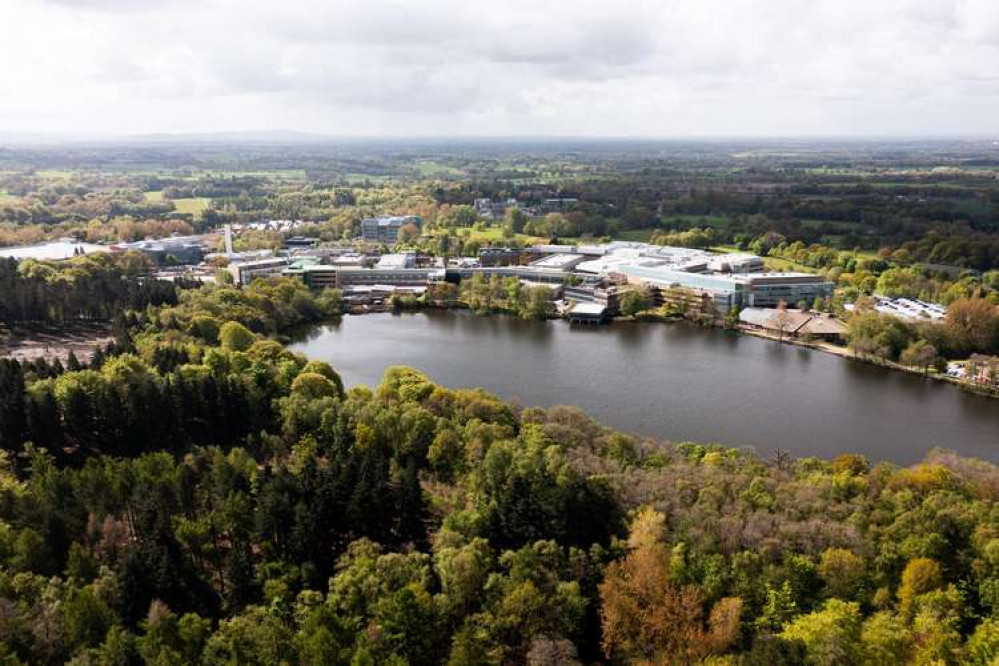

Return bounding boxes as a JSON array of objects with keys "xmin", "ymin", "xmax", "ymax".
[
  {"xmin": 0, "ymin": 254, "xmax": 181, "ymax": 326},
  {"xmin": 0, "ymin": 256, "xmax": 997, "ymax": 664}
]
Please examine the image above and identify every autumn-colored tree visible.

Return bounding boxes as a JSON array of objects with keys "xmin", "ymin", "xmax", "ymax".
[
  {"xmin": 396, "ymin": 222, "xmax": 421, "ymax": 245},
  {"xmin": 899, "ymin": 339, "xmax": 939, "ymax": 376},
  {"xmin": 818, "ymin": 548, "xmax": 865, "ymax": 600},
  {"xmin": 944, "ymin": 297, "xmax": 999, "ymax": 356},
  {"xmin": 599, "ymin": 541, "xmax": 741, "ymax": 663},
  {"xmin": 626, "ymin": 506, "xmax": 667, "ymax": 551},
  {"xmin": 898, "ymin": 557, "xmax": 943, "ymax": 619}
]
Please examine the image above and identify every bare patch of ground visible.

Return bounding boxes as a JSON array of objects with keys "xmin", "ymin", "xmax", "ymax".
[{"xmin": 0, "ymin": 322, "xmax": 113, "ymax": 364}]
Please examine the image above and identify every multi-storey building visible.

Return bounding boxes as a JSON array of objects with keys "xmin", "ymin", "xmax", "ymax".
[
  {"xmin": 360, "ymin": 215, "xmax": 422, "ymax": 243},
  {"xmin": 228, "ymin": 257, "xmax": 289, "ymax": 286}
]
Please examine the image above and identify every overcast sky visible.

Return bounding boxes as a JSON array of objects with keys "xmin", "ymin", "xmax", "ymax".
[{"xmin": 2, "ymin": 0, "xmax": 998, "ymax": 138}]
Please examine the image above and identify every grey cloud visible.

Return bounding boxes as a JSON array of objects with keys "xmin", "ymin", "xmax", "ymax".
[{"xmin": 5, "ymin": 0, "xmax": 999, "ymax": 136}]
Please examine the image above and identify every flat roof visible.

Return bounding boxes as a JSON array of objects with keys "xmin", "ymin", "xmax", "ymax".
[
  {"xmin": 570, "ymin": 302, "xmax": 607, "ymax": 315},
  {"xmin": 530, "ymin": 254, "xmax": 584, "ymax": 269},
  {"xmin": 362, "ymin": 215, "xmax": 421, "ymax": 226},
  {"xmin": 233, "ymin": 257, "xmax": 289, "ymax": 268},
  {"xmin": 0, "ymin": 241, "xmax": 109, "ymax": 260}
]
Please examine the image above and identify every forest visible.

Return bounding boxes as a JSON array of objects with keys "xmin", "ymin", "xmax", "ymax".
[
  {"xmin": 0, "ymin": 257, "xmax": 998, "ymax": 664},
  {"xmin": 0, "ymin": 254, "xmax": 182, "ymax": 326}
]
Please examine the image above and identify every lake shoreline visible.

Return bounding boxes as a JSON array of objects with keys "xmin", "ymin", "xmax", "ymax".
[
  {"xmin": 288, "ymin": 309, "xmax": 999, "ymax": 463},
  {"xmin": 733, "ymin": 323, "xmax": 999, "ymax": 400},
  {"xmin": 314, "ymin": 302, "xmax": 999, "ymax": 401}
]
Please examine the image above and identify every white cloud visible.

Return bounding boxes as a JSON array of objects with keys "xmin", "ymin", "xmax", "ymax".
[{"xmin": 0, "ymin": 0, "xmax": 996, "ymax": 137}]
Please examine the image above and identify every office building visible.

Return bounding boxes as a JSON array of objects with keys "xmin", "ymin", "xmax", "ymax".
[
  {"xmin": 618, "ymin": 265, "xmax": 833, "ymax": 312},
  {"xmin": 229, "ymin": 257, "xmax": 290, "ymax": 286},
  {"xmin": 478, "ymin": 247, "xmax": 522, "ymax": 267},
  {"xmin": 360, "ymin": 215, "xmax": 422, "ymax": 243},
  {"xmin": 474, "ymin": 198, "xmax": 518, "ymax": 219}
]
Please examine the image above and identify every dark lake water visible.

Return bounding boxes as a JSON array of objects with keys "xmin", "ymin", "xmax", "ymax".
[{"xmin": 288, "ymin": 311, "xmax": 999, "ymax": 464}]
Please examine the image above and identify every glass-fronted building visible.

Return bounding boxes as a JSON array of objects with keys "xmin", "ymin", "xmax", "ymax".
[{"xmin": 619, "ymin": 266, "xmax": 832, "ymax": 311}]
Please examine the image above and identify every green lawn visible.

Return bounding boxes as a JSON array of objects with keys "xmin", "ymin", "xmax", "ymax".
[
  {"xmin": 143, "ymin": 190, "xmax": 165, "ymax": 202},
  {"xmin": 613, "ymin": 229, "xmax": 655, "ymax": 242},
  {"xmin": 452, "ymin": 225, "xmax": 546, "ymax": 245},
  {"xmin": 713, "ymin": 244, "xmax": 816, "ymax": 272},
  {"xmin": 800, "ymin": 218, "xmax": 863, "ymax": 231},
  {"xmin": 660, "ymin": 215, "xmax": 731, "ymax": 229},
  {"xmin": 341, "ymin": 173, "xmax": 394, "ymax": 183},
  {"xmin": 565, "ymin": 218, "xmax": 732, "ymax": 245},
  {"xmin": 763, "ymin": 256, "xmax": 812, "ymax": 272},
  {"xmin": 412, "ymin": 162, "xmax": 465, "ymax": 178},
  {"xmin": 194, "ymin": 170, "xmax": 307, "ymax": 180},
  {"xmin": 171, "ymin": 197, "xmax": 212, "ymax": 216}
]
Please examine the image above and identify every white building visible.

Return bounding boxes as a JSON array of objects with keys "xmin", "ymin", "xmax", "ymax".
[{"xmin": 376, "ymin": 253, "xmax": 417, "ymax": 269}]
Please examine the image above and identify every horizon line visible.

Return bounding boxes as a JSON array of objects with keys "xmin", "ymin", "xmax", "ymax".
[{"xmin": 2, "ymin": 130, "xmax": 999, "ymax": 147}]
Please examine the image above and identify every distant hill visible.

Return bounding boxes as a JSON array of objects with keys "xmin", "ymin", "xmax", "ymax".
[
  {"xmin": 0, "ymin": 129, "xmax": 339, "ymax": 147},
  {"xmin": 123, "ymin": 130, "xmax": 339, "ymax": 145}
]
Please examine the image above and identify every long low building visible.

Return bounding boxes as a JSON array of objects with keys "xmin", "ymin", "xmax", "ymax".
[
  {"xmin": 619, "ymin": 265, "xmax": 833, "ymax": 311},
  {"xmin": 445, "ymin": 266, "xmax": 600, "ymax": 286},
  {"xmin": 740, "ymin": 307, "xmax": 847, "ymax": 342},
  {"xmin": 284, "ymin": 262, "xmax": 600, "ymax": 291},
  {"xmin": 229, "ymin": 257, "xmax": 289, "ymax": 285},
  {"xmin": 289, "ymin": 265, "xmax": 443, "ymax": 290}
]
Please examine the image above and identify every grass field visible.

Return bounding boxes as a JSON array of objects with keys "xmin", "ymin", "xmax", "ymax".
[
  {"xmin": 143, "ymin": 190, "xmax": 165, "ymax": 202},
  {"xmin": 613, "ymin": 229, "xmax": 655, "ymax": 242},
  {"xmin": 205, "ymin": 170, "xmax": 308, "ymax": 180},
  {"xmin": 560, "ymin": 218, "xmax": 732, "ymax": 246},
  {"xmin": 340, "ymin": 173, "xmax": 395, "ymax": 183},
  {"xmin": 762, "ymin": 256, "xmax": 813, "ymax": 272},
  {"xmin": 660, "ymin": 215, "xmax": 731, "ymax": 229},
  {"xmin": 171, "ymin": 197, "xmax": 212, "ymax": 216},
  {"xmin": 800, "ymin": 218, "xmax": 863, "ymax": 231},
  {"xmin": 711, "ymin": 244, "xmax": 817, "ymax": 272},
  {"xmin": 412, "ymin": 162, "xmax": 465, "ymax": 178},
  {"xmin": 451, "ymin": 225, "xmax": 546, "ymax": 245}
]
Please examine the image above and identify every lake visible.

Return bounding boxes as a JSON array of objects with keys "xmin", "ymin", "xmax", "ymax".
[{"xmin": 288, "ymin": 311, "xmax": 999, "ymax": 464}]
